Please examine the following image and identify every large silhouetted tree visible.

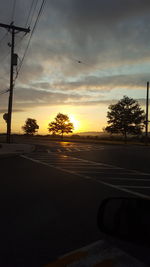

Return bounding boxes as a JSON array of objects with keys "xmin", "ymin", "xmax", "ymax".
[
  {"xmin": 105, "ymin": 96, "xmax": 145, "ymax": 142},
  {"xmin": 48, "ymin": 113, "xmax": 74, "ymax": 138},
  {"xmin": 22, "ymin": 118, "xmax": 39, "ymax": 135}
]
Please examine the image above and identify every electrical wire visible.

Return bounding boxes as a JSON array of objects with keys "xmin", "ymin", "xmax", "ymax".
[
  {"xmin": 0, "ymin": 1, "xmax": 42, "ymax": 84},
  {"xmin": 11, "ymin": 0, "xmax": 17, "ymax": 23},
  {"xmin": 0, "ymin": 31, "xmax": 9, "ymax": 47},
  {"xmin": 0, "ymin": 22, "xmax": 16, "ymax": 62},
  {"xmin": 25, "ymin": 0, "xmax": 39, "ymax": 28},
  {"xmin": 9, "ymin": 0, "xmax": 105, "ymax": 82},
  {"xmin": 0, "ymin": 50, "xmax": 10, "ymax": 64},
  {"xmin": 16, "ymin": 0, "xmax": 39, "ymax": 47},
  {"xmin": 0, "ymin": 88, "xmax": 9, "ymax": 96},
  {"xmin": 16, "ymin": 0, "xmax": 46, "ymax": 78},
  {"xmin": 13, "ymin": 0, "xmax": 100, "ymax": 81}
]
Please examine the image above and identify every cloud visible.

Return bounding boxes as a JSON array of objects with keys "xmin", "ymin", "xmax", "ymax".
[
  {"xmin": 32, "ymin": 73, "xmax": 149, "ymax": 92},
  {"xmin": 0, "ymin": 0, "xmax": 150, "ymax": 106},
  {"xmin": 18, "ymin": 62, "xmax": 44, "ymax": 84},
  {"xmin": 1, "ymin": 0, "xmax": 149, "ymax": 80},
  {"xmin": 32, "ymin": 82, "xmax": 51, "ymax": 90},
  {"xmin": 0, "ymin": 83, "xmax": 146, "ymax": 111},
  {"xmin": 0, "ymin": 109, "xmax": 24, "ymax": 114},
  {"xmin": 40, "ymin": 0, "xmax": 150, "ymax": 67},
  {"xmin": 5, "ymin": 86, "xmax": 145, "ymax": 108},
  {"xmin": 12, "ymin": 87, "xmax": 87, "ymax": 108}
]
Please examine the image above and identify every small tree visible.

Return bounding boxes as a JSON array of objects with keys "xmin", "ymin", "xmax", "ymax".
[
  {"xmin": 22, "ymin": 118, "xmax": 39, "ymax": 135},
  {"xmin": 105, "ymin": 96, "xmax": 145, "ymax": 142},
  {"xmin": 48, "ymin": 113, "xmax": 74, "ymax": 139}
]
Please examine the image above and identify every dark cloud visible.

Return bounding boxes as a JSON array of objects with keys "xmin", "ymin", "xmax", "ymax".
[
  {"xmin": 1, "ymin": 1, "xmax": 150, "ymax": 61},
  {"xmin": 12, "ymin": 87, "xmax": 89, "ymax": 108},
  {"xmin": 42, "ymin": 0, "xmax": 150, "ymax": 67},
  {"xmin": 47, "ymin": 73, "xmax": 149, "ymax": 92},
  {"xmin": 0, "ymin": 108, "xmax": 24, "ymax": 114},
  {"xmin": 12, "ymin": 86, "xmax": 147, "ymax": 108},
  {"xmin": 1, "ymin": 0, "xmax": 148, "ymax": 76},
  {"xmin": 18, "ymin": 62, "xmax": 44, "ymax": 84},
  {"xmin": 52, "ymin": 98, "xmax": 146, "ymax": 107},
  {"xmin": 0, "ymin": 84, "xmax": 146, "ymax": 110},
  {"xmin": 32, "ymin": 82, "xmax": 51, "ymax": 89},
  {"xmin": 49, "ymin": 0, "xmax": 150, "ymax": 22},
  {"xmin": 0, "ymin": 0, "xmax": 150, "ymax": 107}
]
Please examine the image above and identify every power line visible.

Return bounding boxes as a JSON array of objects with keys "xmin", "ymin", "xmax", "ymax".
[
  {"xmin": 0, "ymin": 0, "xmax": 49, "ymax": 90},
  {"xmin": 11, "ymin": 0, "xmax": 17, "ymax": 22},
  {"xmin": 25, "ymin": 0, "xmax": 39, "ymax": 27},
  {"xmin": 0, "ymin": 31, "xmax": 8, "ymax": 47},
  {"xmin": 15, "ymin": 0, "xmax": 39, "ymax": 49},
  {"xmin": 5, "ymin": 0, "xmax": 38, "ymax": 58},
  {"xmin": 16, "ymin": 0, "xmax": 46, "ymax": 77},
  {"xmin": 28, "ymin": 0, "xmax": 40, "ymax": 27},
  {"xmin": 0, "ymin": 49, "xmax": 10, "ymax": 64},
  {"xmin": 0, "ymin": 88, "xmax": 9, "ymax": 96}
]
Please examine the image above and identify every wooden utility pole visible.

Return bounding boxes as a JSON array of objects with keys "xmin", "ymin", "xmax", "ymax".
[
  {"xmin": 145, "ymin": 81, "xmax": 149, "ymax": 145},
  {"xmin": 0, "ymin": 22, "xmax": 30, "ymax": 143}
]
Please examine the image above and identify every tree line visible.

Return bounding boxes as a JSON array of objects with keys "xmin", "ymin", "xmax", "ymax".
[{"xmin": 21, "ymin": 96, "xmax": 146, "ymax": 141}]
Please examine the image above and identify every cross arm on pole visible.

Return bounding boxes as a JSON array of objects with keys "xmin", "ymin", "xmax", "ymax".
[{"xmin": 0, "ymin": 23, "xmax": 30, "ymax": 33}]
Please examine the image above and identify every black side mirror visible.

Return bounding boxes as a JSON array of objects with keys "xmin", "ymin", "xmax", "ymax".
[{"xmin": 97, "ymin": 197, "xmax": 150, "ymax": 246}]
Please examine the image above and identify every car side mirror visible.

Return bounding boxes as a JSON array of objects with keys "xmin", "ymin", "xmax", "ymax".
[{"xmin": 97, "ymin": 197, "xmax": 150, "ymax": 246}]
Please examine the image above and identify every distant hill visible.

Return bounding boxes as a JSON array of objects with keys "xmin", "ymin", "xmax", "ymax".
[{"xmin": 74, "ymin": 132, "xmax": 104, "ymax": 136}]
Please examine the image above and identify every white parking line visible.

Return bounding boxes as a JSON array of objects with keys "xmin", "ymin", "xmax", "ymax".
[
  {"xmin": 120, "ymin": 186, "xmax": 150, "ymax": 188},
  {"xmin": 21, "ymin": 155, "xmax": 150, "ymax": 200},
  {"xmin": 31, "ymin": 155, "xmax": 53, "ymax": 158},
  {"xmin": 69, "ymin": 156, "xmax": 124, "ymax": 169},
  {"xmin": 62, "ymin": 165, "xmax": 115, "ymax": 169},
  {"xmin": 66, "ymin": 148, "xmax": 72, "ymax": 151},
  {"xmin": 70, "ymin": 156, "xmax": 150, "ymax": 175},
  {"xmin": 101, "ymin": 178, "xmax": 150, "ymax": 181},
  {"xmin": 28, "ymin": 155, "xmax": 119, "ymax": 169},
  {"xmin": 47, "ymin": 162, "xmax": 91, "ymax": 166},
  {"xmin": 77, "ymin": 170, "xmax": 143, "ymax": 174},
  {"xmin": 97, "ymin": 180, "xmax": 150, "ymax": 200},
  {"xmin": 27, "ymin": 153, "xmax": 150, "ymax": 176}
]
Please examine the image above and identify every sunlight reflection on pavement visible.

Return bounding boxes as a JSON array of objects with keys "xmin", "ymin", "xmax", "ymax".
[{"xmin": 45, "ymin": 240, "xmax": 147, "ymax": 267}]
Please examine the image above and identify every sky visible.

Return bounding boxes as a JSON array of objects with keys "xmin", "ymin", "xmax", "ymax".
[{"xmin": 0, "ymin": 0, "xmax": 150, "ymax": 134}]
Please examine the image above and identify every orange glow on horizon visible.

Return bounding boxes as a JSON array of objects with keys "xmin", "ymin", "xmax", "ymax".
[{"xmin": 0, "ymin": 104, "xmax": 108, "ymax": 135}]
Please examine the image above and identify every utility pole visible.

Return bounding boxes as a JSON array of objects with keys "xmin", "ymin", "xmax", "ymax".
[
  {"xmin": 145, "ymin": 81, "xmax": 149, "ymax": 145},
  {"xmin": 0, "ymin": 22, "xmax": 30, "ymax": 143}
]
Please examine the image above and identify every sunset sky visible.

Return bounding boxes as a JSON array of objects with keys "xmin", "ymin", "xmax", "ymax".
[{"xmin": 0, "ymin": 0, "xmax": 149, "ymax": 134}]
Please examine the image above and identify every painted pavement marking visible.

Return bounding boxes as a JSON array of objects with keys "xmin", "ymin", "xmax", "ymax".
[
  {"xmin": 46, "ymin": 145, "xmax": 105, "ymax": 153},
  {"xmin": 21, "ymin": 153, "xmax": 150, "ymax": 200}
]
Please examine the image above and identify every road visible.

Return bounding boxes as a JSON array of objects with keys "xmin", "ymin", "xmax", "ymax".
[
  {"xmin": 16, "ymin": 136, "xmax": 150, "ymax": 199},
  {"xmin": 1, "ymin": 137, "xmax": 150, "ymax": 266}
]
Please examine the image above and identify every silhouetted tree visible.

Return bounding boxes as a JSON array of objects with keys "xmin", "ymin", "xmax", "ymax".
[
  {"xmin": 105, "ymin": 96, "xmax": 145, "ymax": 142},
  {"xmin": 48, "ymin": 113, "xmax": 74, "ymax": 139},
  {"xmin": 22, "ymin": 118, "xmax": 39, "ymax": 135}
]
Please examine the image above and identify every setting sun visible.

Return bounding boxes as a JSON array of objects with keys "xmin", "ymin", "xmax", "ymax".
[{"xmin": 69, "ymin": 115, "xmax": 80, "ymax": 132}]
